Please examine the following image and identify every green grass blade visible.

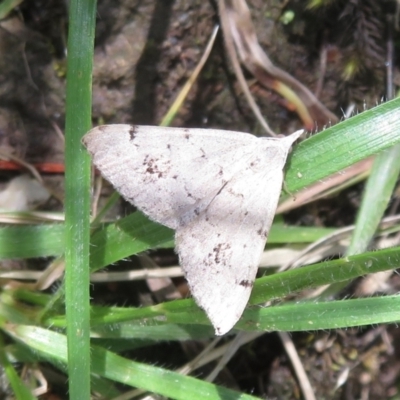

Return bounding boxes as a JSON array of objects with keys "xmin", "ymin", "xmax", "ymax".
[
  {"xmin": 3, "ymin": 246, "xmax": 400, "ymax": 337},
  {"xmin": 3, "ymin": 342, "xmax": 122, "ymax": 399},
  {"xmin": 320, "ymin": 144, "xmax": 400, "ymax": 297},
  {"xmin": 0, "ymin": 225, "xmax": 64, "ymax": 259},
  {"xmin": 238, "ymin": 295, "xmax": 400, "ymax": 332},
  {"xmin": 0, "ymin": 221, "xmax": 311, "ymax": 262},
  {"xmin": 89, "ymin": 212, "xmax": 174, "ymax": 271},
  {"xmin": 91, "ymin": 344, "xmax": 260, "ymax": 400},
  {"xmin": 0, "ymin": 220, "xmax": 332, "ymax": 261},
  {"xmin": 64, "ymin": 0, "xmax": 97, "ymax": 398},
  {"xmin": 347, "ymin": 144, "xmax": 400, "ymax": 255},
  {"xmin": 268, "ymin": 225, "xmax": 336, "ymax": 243},
  {"xmin": 9, "ymin": 325, "xmax": 261, "ymax": 400},
  {"xmin": 90, "ymin": 320, "xmax": 214, "ymax": 340},
  {"xmin": 286, "ymin": 97, "xmax": 400, "ymax": 193},
  {"xmin": 89, "ymin": 212, "xmax": 335, "ymax": 271},
  {"xmin": 0, "ymin": 334, "xmax": 36, "ymax": 400},
  {"xmin": 46, "ymin": 246, "xmax": 399, "ymax": 333},
  {"xmin": 0, "ymin": 0, "xmax": 24, "ymax": 19},
  {"xmin": 250, "ymin": 246, "xmax": 399, "ymax": 304}
]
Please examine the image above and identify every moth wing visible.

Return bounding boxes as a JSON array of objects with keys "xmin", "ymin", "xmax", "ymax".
[
  {"xmin": 176, "ymin": 136, "xmax": 297, "ymax": 335},
  {"xmin": 83, "ymin": 124, "xmax": 268, "ymax": 229},
  {"xmin": 83, "ymin": 125, "xmax": 302, "ymax": 334}
]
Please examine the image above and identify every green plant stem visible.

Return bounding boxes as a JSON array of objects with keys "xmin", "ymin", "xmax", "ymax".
[{"xmin": 64, "ymin": 0, "xmax": 97, "ymax": 398}]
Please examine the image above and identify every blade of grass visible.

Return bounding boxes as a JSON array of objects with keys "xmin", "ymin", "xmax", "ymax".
[
  {"xmin": 45, "ymin": 245, "xmax": 400, "ymax": 332},
  {"xmin": 6, "ymin": 300, "xmax": 400, "ymax": 399},
  {"xmin": 64, "ymin": 0, "xmax": 97, "ymax": 398},
  {"xmin": 285, "ymin": 97, "xmax": 400, "ymax": 193},
  {"xmin": 347, "ymin": 145, "xmax": 400, "ymax": 255},
  {"xmin": 89, "ymin": 212, "xmax": 174, "ymax": 271},
  {"xmin": 8, "ymin": 325, "xmax": 262, "ymax": 400},
  {"xmin": 90, "ymin": 320, "xmax": 214, "ymax": 341},
  {"xmin": 0, "ymin": 334, "xmax": 36, "ymax": 400},
  {"xmin": 320, "ymin": 144, "xmax": 400, "ymax": 297},
  {"xmin": 0, "ymin": 0, "xmax": 24, "ymax": 19},
  {"xmin": 3, "ymin": 342, "xmax": 122, "ymax": 399},
  {"xmin": 0, "ymin": 224, "xmax": 64, "ymax": 259},
  {"xmin": 0, "ymin": 220, "xmax": 334, "ymax": 261},
  {"xmin": 237, "ymin": 295, "xmax": 400, "ymax": 332},
  {"xmin": 89, "ymin": 211, "xmax": 335, "ymax": 271},
  {"xmin": 87, "ymin": 294, "xmax": 400, "ymax": 335},
  {"xmin": 4, "ymin": 246, "xmax": 400, "ymax": 337}
]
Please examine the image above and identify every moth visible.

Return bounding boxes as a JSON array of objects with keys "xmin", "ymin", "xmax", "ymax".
[{"xmin": 83, "ymin": 125, "xmax": 302, "ymax": 335}]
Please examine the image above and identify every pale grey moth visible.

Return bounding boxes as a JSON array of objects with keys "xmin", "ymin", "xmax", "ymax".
[{"xmin": 82, "ymin": 125, "xmax": 302, "ymax": 335}]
